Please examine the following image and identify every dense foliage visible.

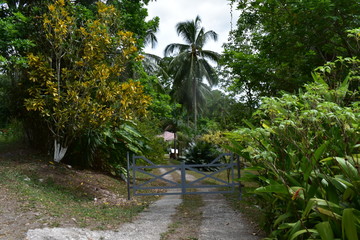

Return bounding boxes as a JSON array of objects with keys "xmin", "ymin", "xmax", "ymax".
[
  {"xmin": 226, "ymin": 56, "xmax": 360, "ymax": 238},
  {"xmin": 0, "ymin": 0, "xmax": 163, "ymax": 172},
  {"xmin": 224, "ymin": 0, "xmax": 360, "ymax": 106},
  {"xmin": 24, "ymin": 1, "xmax": 151, "ymax": 162},
  {"xmin": 185, "ymin": 140, "xmax": 222, "ymax": 171}
]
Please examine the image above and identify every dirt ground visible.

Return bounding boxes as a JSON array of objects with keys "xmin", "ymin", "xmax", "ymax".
[
  {"xmin": 0, "ymin": 149, "xmax": 264, "ymax": 240},
  {"xmin": 0, "ymin": 148, "xmax": 138, "ymax": 239}
]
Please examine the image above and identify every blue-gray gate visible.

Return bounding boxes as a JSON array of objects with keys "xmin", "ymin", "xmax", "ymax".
[{"xmin": 126, "ymin": 153, "xmax": 241, "ymax": 199}]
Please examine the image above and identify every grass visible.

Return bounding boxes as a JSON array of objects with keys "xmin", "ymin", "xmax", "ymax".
[
  {"xmin": 0, "ymin": 145, "xmax": 165, "ymax": 230},
  {"xmin": 160, "ymin": 193, "xmax": 204, "ymax": 240}
]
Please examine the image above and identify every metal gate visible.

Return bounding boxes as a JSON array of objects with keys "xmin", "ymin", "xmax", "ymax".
[{"xmin": 126, "ymin": 153, "xmax": 241, "ymax": 199}]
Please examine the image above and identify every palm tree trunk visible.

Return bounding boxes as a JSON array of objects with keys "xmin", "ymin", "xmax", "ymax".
[{"xmin": 193, "ymin": 76, "xmax": 197, "ymax": 132}]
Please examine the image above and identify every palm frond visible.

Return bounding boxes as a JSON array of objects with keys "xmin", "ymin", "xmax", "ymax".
[
  {"xmin": 143, "ymin": 52, "xmax": 162, "ymax": 64},
  {"xmin": 144, "ymin": 29, "xmax": 158, "ymax": 49},
  {"xmin": 195, "ymin": 28, "xmax": 218, "ymax": 49},
  {"xmin": 196, "ymin": 82, "xmax": 211, "ymax": 104},
  {"xmin": 198, "ymin": 58, "xmax": 219, "ymax": 86},
  {"xmin": 176, "ymin": 15, "xmax": 202, "ymax": 44},
  {"xmin": 200, "ymin": 50, "xmax": 221, "ymax": 63},
  {"xmin": 204, "ymin": 30, "xmax": 218, "ymax": 43},
  {"xmin": 164, "ymin": 43, "xmax": 189, "ymax": 57}
]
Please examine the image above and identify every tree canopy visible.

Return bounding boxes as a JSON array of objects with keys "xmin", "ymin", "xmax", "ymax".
[{"xmin": 223, "ymin": 0, "xmax": 360, "ymax": 104}]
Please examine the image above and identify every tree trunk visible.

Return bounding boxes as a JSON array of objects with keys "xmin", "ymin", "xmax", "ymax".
[
  {"xmin": 53, "ymin": 139, "xmax": 68, "ymax": 162},
  {"xmin": 193, "ymin": 77, "xmax": 197, "ymax": 132}
]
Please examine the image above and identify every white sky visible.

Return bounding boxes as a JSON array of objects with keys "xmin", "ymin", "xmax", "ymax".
[{"xmin": 144, "ymin": 0, "xmax": 240, "ymax": 57}]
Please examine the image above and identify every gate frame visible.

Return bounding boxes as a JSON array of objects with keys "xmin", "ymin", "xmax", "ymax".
[{"xmin": 126, "ymin": 153, "xmax": 241, "ymax": 200}]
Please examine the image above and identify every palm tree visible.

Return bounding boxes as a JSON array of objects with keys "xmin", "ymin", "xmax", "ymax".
[
  {"xmin": 164, "ymin": 15, "xmax": 220, "ymax": 130},
  {"xmin": 144, "ymin": 23, "xmax": 159, "ymax": 49}
]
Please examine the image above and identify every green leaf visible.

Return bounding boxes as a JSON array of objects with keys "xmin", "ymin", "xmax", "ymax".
[
  {"xmin": 289, "ymin": 229, "xmax": 318, "ymax": 240},
  {"xmin": 282, "ymin": 220, "xmax": 301, "ymax": 235},
  {"xmin": 254, "ymin": 184, "xmax": 289, "ymax": 194},
  {"xmin": 338, "ymin": 73, "xmax": 350, "ymax": 99},
  {"xmin": 274, "ymin": 212, "xmax": 292, "ymax": 227},
  {"xmin": 335, "ymin": 157, "xmax": 360, "ymax": 181},
  {"xmin": 278, "ymin": 222, "xmax": 296, "ymax": 230},
  {"xmin": 302, "ymin": 198, "xmax": 316, "ymax": 219},
  {"xmin": 307, "ymin": 183, "xmax": 319, "ymax": 199},
  {"xmin": 284, "ymin": 172, "xmax": 301, "ymax": 186},
  {"xmin": 342, "ymin": 188, "xmax": 355, "ymax": 201},
  {"xmin": 316, "ymin": 222, "xmax": 334, "ymax": 240},
  {"xmin": 301, "ymin": 156, "xmax": 313, "ymax": 182},
  {"xmin": 327, "ymin": 176, "xmax": 347, "ymax": 192},
  {"xmin": 311, "ymin": 72, "xmax": 327, "ymax": 86},
  {"xmin": 302, "ymin": 198, "xmax": 342, "ymax": 219},
  {"xmin": 312, "ymin": 141, "xmax": 329, "ymax": 162},
  {"xmin": 313, "ymin": 198, "xmax": 342, "ymax": 209},
  {"xmin": 317, "ymin": 207, "xmax": 342, "ymax": 220},
  {"xmin": 243, "ymin": 166, "xmax": 266, "ymax": 171},
  {"xmin": 320, "ymin": 157, "xmax": 335, "ymax": 163},
  {"xmin": 342, "ymin": 209, "xmax": 359, "ymax": 240},
  {"xmin": 334, "ymin": 177, "xmax": 354, "ymax": 188},
  {"xmin": 242, "ymin": 119, "xmax": 256, "ymax": 129}
]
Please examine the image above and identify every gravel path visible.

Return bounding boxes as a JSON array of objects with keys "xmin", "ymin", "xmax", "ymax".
[
  {"xmin": 178, "ymin": 170, "xmax": 260, "ymax": 240},
  {"xmin": 26, "ymin": 169, "xmax": 261, "ymax": 240},
  {"xmin": 199, "ymin": 194, "xmax": 260, "ymax": 240}
]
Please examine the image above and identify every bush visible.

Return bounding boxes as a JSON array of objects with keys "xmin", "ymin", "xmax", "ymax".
[
  {"xmin": 226, "ymin": 73, "xmax": 360, "ymax": 239},
  {"xmin": 135, "ymin": 119, "xmax": 167, "ymax": 165},
  {"xmin": 184, "ymin": 141, "xmax": 222, "ymax": 171},
  {"xmin": 0, "ymin": 118, "xmax": 24, "ymax": 144},
  {"xmin": 0, "ymin": 75, "xmax": 10, "ymax": 128},
  {"xmin": 66, "ymin": 119, "xmax": 166, "ymax": 177}
]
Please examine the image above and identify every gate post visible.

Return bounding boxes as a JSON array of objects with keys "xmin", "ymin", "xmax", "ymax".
[
  {"xmin": 127, "ymin": 152, "xmax": 131, "ymax": 200},
  {"xmin": 181, "ymin": 161, "xmax": 187, "ymax": 194},
  {"xmin": 236, "ymin": 154, "xmax": 242, "ymax": 200}
]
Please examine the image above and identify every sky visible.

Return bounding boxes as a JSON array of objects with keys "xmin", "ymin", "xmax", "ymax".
[{"xmin": 144, "ymin": 0, "xmax": 240, "ymax": 57}]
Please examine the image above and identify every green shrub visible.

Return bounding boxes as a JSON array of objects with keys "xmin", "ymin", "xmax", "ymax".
[
  {"xmin": 0, "ymin": 75, "xmax": 10, "ymax": 128},
  {"xmin": 67, "ymin": 119, "xmax": 166, "ymax": 176},
  {"xmin": 185, "ymin": 141, "xmax": 222, "ymax": 171},
  {"xmin": 0, "ymin": 118, "xmax": 24, "ymax": 144},
  {"xmin": 226, "ymin": 72, "xmax": 360, "ymax": 239},
  {"xmin": 135, "ymin": 119, "xmax": 167, "ymax": 165},
  {"xmin": 66, "ymin": 121, "xmax": 150, "ymax": 174}
]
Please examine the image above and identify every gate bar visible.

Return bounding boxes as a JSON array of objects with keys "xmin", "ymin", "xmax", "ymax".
[{"xmin": 128, "ymin": 153, "xmax": 240, "ymax": 198}]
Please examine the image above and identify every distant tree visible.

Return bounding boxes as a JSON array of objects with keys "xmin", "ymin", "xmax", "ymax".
[{"xmin": 164, "ymin": 15, "xmax": 220, "ymax": 130}]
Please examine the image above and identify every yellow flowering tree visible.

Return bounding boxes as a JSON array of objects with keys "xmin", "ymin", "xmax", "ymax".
[{"xmin": 25, "ymin": 0, "xmax": 150, "ymax": 162}]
